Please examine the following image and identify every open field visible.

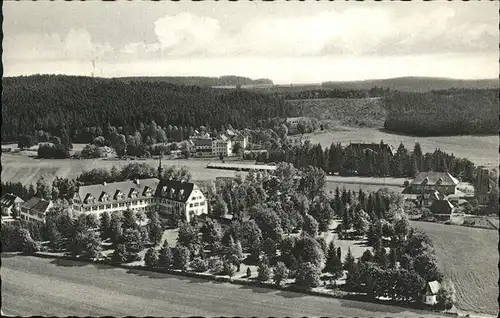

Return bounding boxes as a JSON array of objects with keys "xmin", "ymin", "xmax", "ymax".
[
  {"xmin": 301, "ymin": 127, "xmax": 498, "ymax": 167},
  {"xmin": 286, "ymin": 97, "xmax": 387, "ymax": 127},
  {"xmin": 1, "ymin": 255, "xmax": 448, "ymax": 317},
  {"xmin": 410, "ymin": 221, "xmax": 499, "ymax": 316}
]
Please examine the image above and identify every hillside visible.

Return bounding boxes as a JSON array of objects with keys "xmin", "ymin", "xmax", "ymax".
[
  {"xmin": 1, "ymin": 75, "xmax": 290, "ymax": 142},
  {"xmin": 411, "ymin": 221, "xmax": 499, "ymax": 316},
  {"xmin": 116, "ymin": 75, "xmax": 273, "ymax": 87},
  {"xmin": 383, "ymin": 89, "xmax": 499, "ymax": 136},
  {"xmin": 285, "ymin": 97, "xmax": 387, "ymax": 128},
  {"xmin": 322, "ymin": 77, "xmax": 500, "ymax": 93}
]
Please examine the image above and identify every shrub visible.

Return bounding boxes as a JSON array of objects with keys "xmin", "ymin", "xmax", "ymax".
[
  {"xmin": 436, "ymin": 280, "xmax": 456, "ymax": 310},
  {"xmin": 173, "ymin": 246, "xmax": 191, "ymax": 271},
  {"xmin": 144, "ymin": 248, "xmax": 159, "ymax": 268},
  {"xmin": 158, "ymin": 245, "xmax": 173, "ymax": 269},
  {"xmin": 208, "ymin": 257, "xmax": 224, "ymax": 274},
  {"xmin": 257, "ymin": 261, "xmax": 271, "ymax": 281},
  {"xmin": 112, "ymin": 244, "xmax": 127, "ymax": 264},
  {"xmin": 222, "ymin": 260, "xmax": 235, "ymax": 277},
  {"xmin": 190, "ymin": 257, "xmax": 208, "ymax": 273}
]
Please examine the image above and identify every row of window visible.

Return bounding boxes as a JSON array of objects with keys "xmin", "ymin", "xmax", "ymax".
[{"xmin": 189, "ymin": 201, "xmax": 206, "ymax": 208}]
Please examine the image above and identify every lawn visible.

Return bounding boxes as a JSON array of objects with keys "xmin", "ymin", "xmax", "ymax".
[
  {"xmin": 410, "ymin": 220, "xmax": 499, "ymax": 316},
  {"xmin": 300, "ymin": 127, "xmax": 498, "ymax": 167}
]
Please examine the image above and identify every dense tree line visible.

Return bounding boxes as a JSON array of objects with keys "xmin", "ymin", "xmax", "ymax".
[
  {"xmin": 384, "ymin": 89, "xmax": 499, "ymax": 136},
  {"xmin": 258, "ymin": 140, "xmax": 476, "ymax": 182},
  {"xmin": 117, "ymin": 75, "xmax": 273, "ymax": 87},
  {"xmin": 2, "ymin": 75, "xmax": 294, "ymax": 143}
]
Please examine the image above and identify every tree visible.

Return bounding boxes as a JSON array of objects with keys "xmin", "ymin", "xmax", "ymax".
[
  {"xmin": 99, "ymin": 212, "xmax": 111, "ymax": 241},
  {"xmin": 158, "ymin": 243, "xmax": 173, "ymax": 269},
  {"xmin": 262, "ymin": 238, "xmax": 277, "ymax": 260},
  {"xmin": 302, "ymin": 213, "xmax": 319, "ymax": 237},
  {"xmin": 222, "ymin": 260, "xmax": 235, "ymax": 277},
  {"xmin": 122, "ymin": 228, "xmax": 143, "ymax": 262},
  {"xmin": 436, "ymin": 280, "xmax": 456, "ymax": 310},
  {"xmin": 85, "ymin": 214, "xmax": 100, "ymax": 229},
  {"xmin": 144, "ymin": 247, "xmax": 159, "ymax": 268},
  {"xmin": 353, "ymin": 209, "xmax": 370, "ymax": 235},
  {"xmin": 257, "ymin": 259, "xmax": 271, "ymax": 281},
  {"xmin": 148, "ymin": 211, "xmax": 163, "ymax": 245},
  {"xmin": 343, "ymin": 247, "xmax": 356, "ymax": 273},
  {"xmin": 18, "ymin": 134, "xmax": 36, "ymax": 149},
  {"xmin": 246, "ymin": 267, "xmax": 252, "ymax": 278},
  {"xmin": 173, "ymin": 246, "xmax": 191, "ymax": 270},
  {"xmin": 35, "ymin": 176, "xmax": 52, "ymax": 200},
  {"xmin": 202, "ymin": 219, "xmax": 224, "ymax": 253},
  {"xmin": 252, "ymin": 205, "xmax": 283, "ymax": 243},
  {"xmin": 46, "ymin": 219, "xmax": 65, "ymax": 251},
  {"xmin": 295, "ymin": 262, "xmax": 321, "ymax": 289},
  {"xmin": 190, "ymin": 257, "xmax": 208, "ymax": 272},
  {"xmin": 273, "ymin": 261, "xmax": 289, "ymax": 286},
  {"xmin": 324, "ymin": 241, "xmax": 343, "ymax": 279},
  {"xmin": 293, "ymin": 235, "xmax": 325, "ymax": 269},
  {"xmin": 212, "ymin": 195, "xmax": 228, "ymax": 217},
  {"xmin": 177, "ymin": 222, "xmax": 200, "ymax": 254},
  {"xmin": 122, "ymin": 208, "xmax": 137, "ymax": 230},
  {"xmin": 112, "ymin": 244, "xmax": 127, "ymax": 263}
]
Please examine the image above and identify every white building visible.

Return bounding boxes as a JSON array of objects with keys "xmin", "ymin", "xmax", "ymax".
[
  {"xmin": 72, "ymin": 177, "xmax": 207, "ymax": 223},
  {"xmin": 192, "ymin": 138, "xmax": 213, "ymax": 158},
  {"xmin": 212, "ymin": 135, "xmax": 232, "ymax": 157},
  {"xmin": 422, "ymin": 281, "xmax": 441, "ymax": 305},
  {"xmin": 1, "ymin": 193, "xmax": 24, "ymax": 217},
  {"xmin": 20, "ymin": 197, "xmax": 53, "ymax": 223}
]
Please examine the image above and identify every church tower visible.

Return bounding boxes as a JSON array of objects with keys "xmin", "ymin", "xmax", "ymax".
[{"xmin": 157, "ymin": 156, "xmax": 164, "ymax": 179}]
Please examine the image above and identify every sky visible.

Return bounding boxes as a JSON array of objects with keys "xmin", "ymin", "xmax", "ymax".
[{"xmin": 3, "ymin": 1, "xmax": 499, "ymax": 84}]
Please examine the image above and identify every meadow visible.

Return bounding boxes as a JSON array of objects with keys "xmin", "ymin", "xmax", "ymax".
[
  {"xmin": 300, "ymin": 127, "xmax": 498, "ymax": 168},
  {"xmin": 410, "ymin": 220, "xmax": 499, "ymax": 316}
]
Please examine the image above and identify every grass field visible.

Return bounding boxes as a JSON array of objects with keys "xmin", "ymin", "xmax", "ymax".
[
  {"xmin": 410, "ymin": 220, "xmax": 499, "ymax": 316},
  {"xmin": 286, "ymin": 97, "xmax": 387, "ymax": 127},
  {"xmin": 301, "ymin": 127, "xmax": 498, "ymax": 167}
]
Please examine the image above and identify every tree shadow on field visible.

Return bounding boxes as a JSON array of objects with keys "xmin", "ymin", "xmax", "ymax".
[
  {"xmin": 275, "ymin": 289, "xmax": 307, "ymax": 299},
  {"xmin": 124, "ymin": 267, "xmax": 207, "ymax": 285},
  {"xmin": 50, "ymin": 258, "xmax": 88, "ymax": 267},
  {"xmin": 239, "ymin": 283, "xmax": 275, "ymax": 294},
  {"xmin": 338, "ymin": 296, "xmax": 424, "ymax": 315}
]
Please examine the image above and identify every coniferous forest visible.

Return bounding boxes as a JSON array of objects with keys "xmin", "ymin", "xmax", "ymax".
[
  {"xmin": 1, "ymin": 75, "xmax": 295, "ymax": 143},
  {"xmin": 383, "ymin": 89, "xmax": 499, "ymax": 136}
]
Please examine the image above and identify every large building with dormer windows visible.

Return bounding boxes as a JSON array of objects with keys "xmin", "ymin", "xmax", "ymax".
[{"xmin": 71, "ymin": 177, "xmax": 207, "ymax": 223}]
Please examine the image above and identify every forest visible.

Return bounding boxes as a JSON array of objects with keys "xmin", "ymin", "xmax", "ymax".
[
  {"xmin": 253, "ymin": 140, "xmax": 477, "ymax": 183},
  {"xmin": 116, "ymin": 75, "xmax": 273, "ymax": 87},
  {"xmin": 383, "ymin": 89, "xmax": 499, "ymax": 136},
  {"xmin": 1, "ymin": 75, "xmax": 294, "ymax": 143}
]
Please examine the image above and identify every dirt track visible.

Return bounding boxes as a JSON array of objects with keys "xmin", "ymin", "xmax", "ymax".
[{"xmin": 1, "ymin": 255, "xmax": 447, "ymax": 317}]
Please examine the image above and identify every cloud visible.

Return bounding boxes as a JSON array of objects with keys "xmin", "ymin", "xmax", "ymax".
[{"xmin": 4, "ymin": 28, "xmax": 113, "ymax": 62}]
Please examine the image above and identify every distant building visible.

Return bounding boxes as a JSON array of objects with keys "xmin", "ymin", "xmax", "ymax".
[
  {"xmin": 422, "ymin": 281, "xmax": 441, "ymax": 305},
  {"xmin": 1, "ymin": 193, "xmax": 24, "ymax": 217},
  {"xmin": 212, "ymin": 135, "xmax": 233, "ymax": 157},
  {"xmin": 404, "ymin": 172, "xmax": 460, "ymax": 196},
  {"xmin": 20, "ymin": 197, "xmax": 53, "ymax": 223},
  {"xmin": 192, "ymin": 138, "xmax": 213, "ymax": 158}
]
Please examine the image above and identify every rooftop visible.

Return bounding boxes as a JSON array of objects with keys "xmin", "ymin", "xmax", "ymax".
[
  {"xmin": 22, "ymin": 197, "xmax": 51, "ymax": 214},
  {"xmin": 77, "ymin": 178, "xmax": 160, "ymax": 205},
  {"xmin": 412, "ymin": 172, "xmax": 460, "ymax": 186},
  {"xmin": 0, "ymin": 193, "xmax": 24, "ymax": 208}
]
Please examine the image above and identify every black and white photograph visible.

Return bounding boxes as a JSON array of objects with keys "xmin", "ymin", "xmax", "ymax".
[{"xmin": 1, "ymin": 1, "xmax": 498, "ymax": 317}]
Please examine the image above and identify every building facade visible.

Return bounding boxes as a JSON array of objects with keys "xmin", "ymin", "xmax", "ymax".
[
  {"xmin": 212, "ymin": 136, "xmax": 232, "ymax": 157},
  {"xmin": 20, "ymin": 197, "xmax": 53, "ymax": 223},
  {"xmin": 192, "ymin": 138, "xmax": 213, "ymax": 158},
  {"xmin": 72, "ymin": 178, "xmax": 207, "ymax": 223}
]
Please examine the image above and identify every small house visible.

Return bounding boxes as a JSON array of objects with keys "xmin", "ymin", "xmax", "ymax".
[
  {"xmin": 20, "ymin": 197, "xmax": 53, "ymax": 223},
  {"xmin": 1, "ymin": 193, "xmax": 24, "ymax": 217},
  {"xmin": 423, "ymin": 281, "xmax": 441, "ymax": 305}
]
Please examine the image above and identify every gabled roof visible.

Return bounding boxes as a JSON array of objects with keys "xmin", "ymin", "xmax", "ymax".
[
  {"xmin": 0, "ymin": 193, "xmax": 24, "ymax": 208},
  {"xmin": 77, "ymin": 178, "xmax": 160, "ymax": 206},
  {"xmin": 155, "ymin": 179, "xmax": 198, "ymax": 203},
  {"xmin": 412, "ymin": 172, "xmax": 459, "ymax": 186},
  {"xmin": 427, "ymin": 281, "xmax": 441, "ymax": 295},
  {"xmin": 22, "ymin": 197, "xmax": 51, "ymax": 214}
]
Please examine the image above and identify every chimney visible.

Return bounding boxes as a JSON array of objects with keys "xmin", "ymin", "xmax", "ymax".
[
  {"xmin": 134, "ymin": 179, "xmax": 140, "ymax": 185},
  {"xmin": 103, "ymin": 181, "xmax": 107, "ymax": 186}
]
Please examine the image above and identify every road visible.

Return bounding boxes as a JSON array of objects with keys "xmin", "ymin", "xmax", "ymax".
[{"xmin": 1, "ymin": 255, "xmax": 447, "ymax": 317}]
